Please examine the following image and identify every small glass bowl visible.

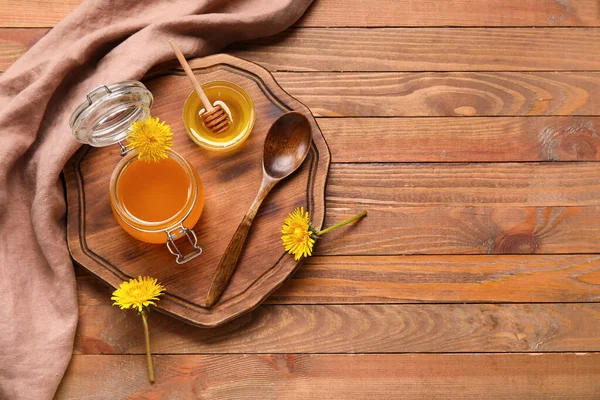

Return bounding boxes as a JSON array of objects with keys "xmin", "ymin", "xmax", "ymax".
[{"xmin": 182, "ymin": 80, "xmax": 256, "ymax": 151}]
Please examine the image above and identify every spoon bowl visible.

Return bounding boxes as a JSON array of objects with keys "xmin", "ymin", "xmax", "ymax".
[
  {"xmin": 206, "ymin": 112, "xmax": 313, "ymax": 307},
  {"xmin": 263, "ymin": 112, "xmax": 312, "ymax": 180}
]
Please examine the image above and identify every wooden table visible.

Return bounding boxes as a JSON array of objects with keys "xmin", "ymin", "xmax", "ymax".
[{"xmin": 2, "ymin": 1, "xmax": 600, "ymax": 398}]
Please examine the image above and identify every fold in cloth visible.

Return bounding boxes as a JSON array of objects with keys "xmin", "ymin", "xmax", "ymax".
[{"xmin": 0, "ymin": 1, "xmax": 312, "ymax": 398}]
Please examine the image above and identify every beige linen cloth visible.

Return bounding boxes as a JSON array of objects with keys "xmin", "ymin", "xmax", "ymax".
[{"xmin": 0, "ymin": 1, "xmax": 312, "ymax": 398}]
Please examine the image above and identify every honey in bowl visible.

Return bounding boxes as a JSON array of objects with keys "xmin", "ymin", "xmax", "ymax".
[{"xmin": 183, "ymin": 80, "xmax": 256, "ymax": 151}]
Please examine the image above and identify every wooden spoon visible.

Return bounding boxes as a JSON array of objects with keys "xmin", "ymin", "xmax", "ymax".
[{"xmin": 205, "ymin": 112, "xmax": 313, "ymax": 307}]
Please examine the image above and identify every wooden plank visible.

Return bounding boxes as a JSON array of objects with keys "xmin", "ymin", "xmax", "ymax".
[
  {"xmin": 56, "ymin": 353, "xmax": 600, "ymax": 399},
  {"xmin": 320, "ymin": 205, "xmax": 600, "ymax": 255},
  {"xmin": 318, "ymin": 117, "xmax": 600, "ymax": 162},
  {"xmin": 77, "ymin": 253, "xmax": 600, "ymax": 305},
  {"xmin": 75, "ymin": 302, "xmax": 600, "ymax": 354},
  {"xmin": 273, "ymin": 72, "xmax": 600, "ymax": 117},
  {"xmin": 273, "ymin": 255, "xmax": 600, "ymax": 304},
  {"xmin": 3, "ymin": 0, "xmax": 600, "ymax": 28},
  {"xmin": 0, "ymin": 1, "xmax": 80, "ymax": 27},
  {"xmin": 3, "ymin": 29, "xmax": 600, "ymax": 73},
  {"xmin": 0, "ymin": 28, "xmax": 47, "ymax": 72},
  {"xmin": 298, "ymin": 0, "xmax": 600, "ymax": 27},
  {"xmin": 328, "ymin": 163, "xmax": 600, "ymax": 207},
  {"xmin": 75, "ymin": 274, "xmax": 110, "ymax": 306},
  {"xmin": 230, "ymin": 28, "xmax": 600, "ymax": 71}
]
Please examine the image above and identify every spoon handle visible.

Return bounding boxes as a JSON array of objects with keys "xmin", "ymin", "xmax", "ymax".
[{"xmin": 205, "ymin": 177, "xmax": 276, "ymax": 307}]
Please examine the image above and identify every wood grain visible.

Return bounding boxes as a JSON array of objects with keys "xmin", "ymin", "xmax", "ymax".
[
  {"xmin": 0, "ymin": 28, "xmax": 48, "ymax": 71},
  {"xmin": 3, "ymin": 0, "xmax": 600, "ymax": 28},
  {"xmin": 298, "ymin": 0, "xmax": 600, "ymax": 27},
  {"xmin": 77, "ymin": 253, "xmax": 600, "ymax": 305},
  {"xmin": 4, "ymin": 29, "xmax": 600, "ymax": 73},
  {"xmin": 56, "ymin": 353, "xmax": 600, "ymax": 399},
  {"xmin": 0, "ymin": 1, "xmax": 79, "ymax": 27},
  {"xmin": 273, "ymin": 72, "xmax": 600, "ymax": 117},
  {"xmin": 319, "ymin": 206, "xmax": 600, "ymax": 255},
  {"xmin": 319, "ymin": 117, "xmax": 600, "ymax": 162},
  {"xmin": 276, "ymin": 255, "xmax": 600, "ymax": 304},
  {"xmin": 75, "ymin": 302, "xmax": 600, "ymax": 354},
  {"xmin": 230, "ymin": 28, "xmax": 600, "ymax": 71},
  {"xmin": 328, "ymin": 163, "xmax": 600, "ymax": 207}
]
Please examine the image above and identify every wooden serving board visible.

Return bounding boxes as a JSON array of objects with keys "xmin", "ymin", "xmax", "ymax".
[{"xmin": 64, "ymin": 54, "xmax": 330, "ymax": 327}]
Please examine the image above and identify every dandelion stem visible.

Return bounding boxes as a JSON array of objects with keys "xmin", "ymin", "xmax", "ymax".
[
  {"xmin": 141, "ymin": 311, "xmax": 155, "ymax": 383},
  {"xmin": 318, "ymin": 210, "xmax": 367, "ymax": 236}
]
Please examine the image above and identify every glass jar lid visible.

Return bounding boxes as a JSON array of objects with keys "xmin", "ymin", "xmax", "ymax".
[{"xmin": 70, "ymin": 81, "xmax": 153, "ymax": 147}]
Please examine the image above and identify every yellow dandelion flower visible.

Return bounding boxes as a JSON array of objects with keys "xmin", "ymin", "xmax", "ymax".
[
  {"xmin": 281, "ymin": 207, "xmax": 318, "ymax": 260},
  {"xmin": 281, "ymin": 208, "xmax": 367, "ymax": 261},
  {"xmin": 111, "ymin": 276, "xmax": 165, "ymax": 313},
  {"xmin": 111, "ymin": 276, "xmax": 165, "ymax": 382},
  {"xmin": 127, "ymin": 116, "xmax": 173, "ymax": 163}
]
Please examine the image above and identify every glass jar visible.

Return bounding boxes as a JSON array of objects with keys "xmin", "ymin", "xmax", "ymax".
[
  {"xmin": 70, "ymin": 81, "xmax": 204, "ymax": 264},
  {"xmin": 182, "ymin": 80, "xmax": 256, "ymax": 151}
]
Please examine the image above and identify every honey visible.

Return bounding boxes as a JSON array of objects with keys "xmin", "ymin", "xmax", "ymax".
[
  {"xmin": 118, "ymin": 157, "xmax": 190, "ymax": 222},
  {"xmin": 183, "ymin": 81, "xmax": 255, "ymax": 151},
  {"xmin": 110, "ymin": 151, "xmax": 204, "ymax": 244}
]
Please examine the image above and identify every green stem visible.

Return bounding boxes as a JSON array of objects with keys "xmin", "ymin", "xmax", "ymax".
[
  {"xmin": 318, "ymin": 210, "xmax": 367, "ymax": 236},
  {"xmin": 141, "ymin": 311, "xmax": 155, "ymax": 383}
]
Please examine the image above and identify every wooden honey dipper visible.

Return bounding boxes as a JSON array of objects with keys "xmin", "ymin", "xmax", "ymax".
[{"xmin": 169, "ymin": 40, "xmax": 231, "ymax": 134}]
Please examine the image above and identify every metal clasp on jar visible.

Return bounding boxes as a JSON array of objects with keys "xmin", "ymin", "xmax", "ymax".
[
  {"xmin": 118, "ymin": 141, "xmax": 134, "ymax": 156},
  {"xmin": 166, "ymin": 223, "xmax": 202, "ymax": 264}
]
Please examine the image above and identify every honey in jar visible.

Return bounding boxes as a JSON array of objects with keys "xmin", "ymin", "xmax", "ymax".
[
  {"xmin": 118, "ymin": 157, "xmax": 190, "ymax": 223},
  {"xmin": 183, "ymin": 80, "xmax": 256, "ymax": 151},
  {"xmin": 70, "ymin": 81, "xmax": 205, "ymax": 264},
  {"xmin": 111, "ymin": 151, "xmax": 204, "ymax": 245}
]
